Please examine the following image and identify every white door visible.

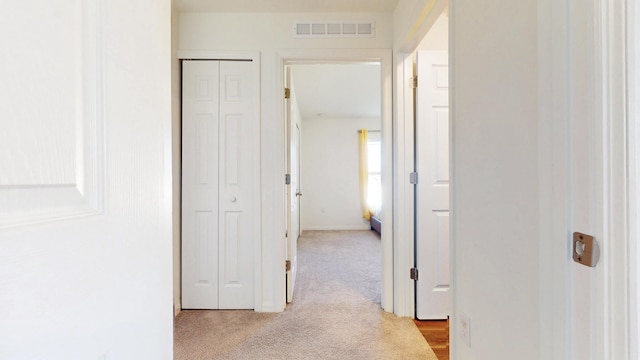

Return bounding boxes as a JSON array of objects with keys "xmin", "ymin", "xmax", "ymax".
[
  {"xmin": 182, "ymin": 60, "xmax": 257, "ymax": 310},
  {"xmin": 415, "ymin": 51, "xmax": 450, "ymax": 320},
  {"xmin": 0, "ymin": 1, "xmax": 173, "ymax": 357},
  {"xmin": 285, "ymin": 69, "xmax": 300, "ymax": 303},
  {"xmin": 292, "ymin": 124, "xmax": 302, "ymax": 242},
  {"xmin": 287, "ymin": 123, "xmax": 301, "ymax": 303}
]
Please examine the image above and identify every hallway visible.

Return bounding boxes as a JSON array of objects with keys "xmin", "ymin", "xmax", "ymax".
[{"xmin": 174, "ymin": 230, "xmax": 435, "ymax": 359}]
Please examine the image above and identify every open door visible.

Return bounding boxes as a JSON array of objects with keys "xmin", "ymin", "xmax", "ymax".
[
  {"xmin": 285, "ymin": 67, "xmax": 300, "ymax": 303},
  {"xmin": 415, "ymin": 50, "xmax": 450, "ymax": 320}
]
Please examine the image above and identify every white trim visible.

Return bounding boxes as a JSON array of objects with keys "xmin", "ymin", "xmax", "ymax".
[
  {"xmin": 536, "ymin": 0, "xmax": 632, "ymax": 357},
  {"xmin": 628, "ymin": 1, "xmax": 640, "ymax": 357},
  {"xmin": 448, "ymin": 2, "xmax": 458, "ymax": 356},
  {"xmin": 277, "ymin": 48, "xmax": 394, "ymax": 313},
  {"xmin": 599, "ymin": 0, "xmax": 631, "ymax": 358},
  {"xmin": 177, "ymin": 50, "xmax": 259, "ymax": 61},
  {"xmin": 392, "ymin": 52, "xmax": 416, "ymax": 317}
]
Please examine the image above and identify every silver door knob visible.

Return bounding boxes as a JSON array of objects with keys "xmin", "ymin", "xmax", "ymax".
[
  {"xmin": 295, "ymin": 191, "xmax": 302, "ymax": 197},
  {"xmin": 231, "ymin": 196, "xmax": 237, "ymax": 203}
]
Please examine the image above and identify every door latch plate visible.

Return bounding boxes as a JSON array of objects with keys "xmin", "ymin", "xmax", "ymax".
[{"xmin": 572, "ymin": 232, "xmax": 600, "ymax": 267}]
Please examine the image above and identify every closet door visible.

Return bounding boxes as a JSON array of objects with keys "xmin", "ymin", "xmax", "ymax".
[
  {"xmin": 182, "ymin": 60, "xmax": 257, "ymax": 310},
  {"xmin": 182, "ymin": 60, "xmax": 221, "ymax": 309},
  {"xmin": 217, "ymin": 61, "xmax": 256, "ymax": 309}
]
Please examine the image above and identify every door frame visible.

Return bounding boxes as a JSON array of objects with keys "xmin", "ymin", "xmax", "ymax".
[
  {"xmin": 276, "ymin": 49, "xmax": 394, "ymax": 313},
  {"xmin": 629, "ymin": 1, "xmax": 640, "ymax": 356},
  {"xmin": 537, "ymin": 0, "xmax": 633, "ymax": 358},
  {"xmin": 176, "ymin": 50, "xmax": 262, "ymax": 311}
]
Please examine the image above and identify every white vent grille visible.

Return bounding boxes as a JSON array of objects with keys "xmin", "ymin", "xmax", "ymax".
[{"xmin": 293, "ymin": 21, "xmax": 375, "ymax": 38}]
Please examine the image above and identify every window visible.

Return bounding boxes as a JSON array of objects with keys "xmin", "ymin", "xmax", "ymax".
[{"xmin": 367, "ymin": 132, "xmax": 382, "ymax": 215}]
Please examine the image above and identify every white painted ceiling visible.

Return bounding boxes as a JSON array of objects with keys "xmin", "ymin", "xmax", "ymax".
[
  {"xmin": 290, "ymin": 63, "xmax": 381, "ymax": 119},
  {"xmin": 174, "ymin": 0, "xmax": 399, "ymax": 13}
]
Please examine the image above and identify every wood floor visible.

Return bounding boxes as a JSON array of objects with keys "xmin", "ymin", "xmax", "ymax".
[{"xmin": 413, "ymin": 319, "xmax": 449, "ymax": 360}]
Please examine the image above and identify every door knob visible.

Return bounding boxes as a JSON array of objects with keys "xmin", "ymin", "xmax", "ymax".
[
  {"xmin": 295, "ymin": 191, "xmax": 302, "ymax": 197},
  {"xmin": 231, "ymin": 196, "xmax": 237, "ymax": 203}
]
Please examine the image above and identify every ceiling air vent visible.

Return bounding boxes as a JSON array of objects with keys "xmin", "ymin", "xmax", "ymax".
[{"xmin": 293, "ymin": 21, "xmax": 375, "ymax": 38}]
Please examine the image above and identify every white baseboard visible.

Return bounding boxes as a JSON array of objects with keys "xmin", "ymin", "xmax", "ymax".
[
  {"xmin": 302, "ymin": 225, "xmax": 371, "ymax": 231},
  {"xmin": 174, "ymin": 303, "xmax": 181, "ymax": 317}
]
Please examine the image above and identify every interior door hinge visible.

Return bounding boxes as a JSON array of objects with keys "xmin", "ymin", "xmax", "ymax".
[
  {"xmin": 411, "ymin": 76, "xmax": 418, "ymax": 89},
  {"xmin": 284, "ymin": 88, "xmax": 291, "ymax": 99},
  {"xmin": 410, "ymin": 267, "xmax": 419, "ymax": 281},
  {"xmin": 410, "ymin": 172, "xmax": 418, "ymax": 184},
  {"xmin": 286, "ymin": 260, "xmax": 292, "ymax": 272},
  {"xmin": 285, "ymin": 174, "xmax": 291, "ymax": 185}
]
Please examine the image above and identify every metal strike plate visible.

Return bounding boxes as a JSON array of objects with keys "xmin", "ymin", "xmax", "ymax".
[{"xmin": 573, "ymin": 232, "xmax": 600, "ymax": 267}]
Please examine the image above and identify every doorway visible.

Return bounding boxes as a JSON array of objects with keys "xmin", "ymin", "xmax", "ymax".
[
  {"xmin": 278, "ymin": 49, "xmax": 394, "ymax": 311},
  {"xmin": 285, "ymin": 62, "xmax": 383, "ymax": 303},
  {"xmin": 405, "ymin": 8, "xmax": 451, "ymax": 360}
]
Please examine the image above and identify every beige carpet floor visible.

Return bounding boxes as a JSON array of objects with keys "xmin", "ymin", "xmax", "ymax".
[{"xmin": 174, "ymin": 230, "xmax": 437, "ymax": 360}]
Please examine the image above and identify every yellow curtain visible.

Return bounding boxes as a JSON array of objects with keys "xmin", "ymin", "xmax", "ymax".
[{"xmin": 359, "ymin": 129, "xmax": 374, "ymax": 221}]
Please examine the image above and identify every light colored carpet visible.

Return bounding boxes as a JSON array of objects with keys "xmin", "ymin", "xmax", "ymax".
[{"xmin": 174, "ymin": 230, "xmax": 437, "ymax": 360}]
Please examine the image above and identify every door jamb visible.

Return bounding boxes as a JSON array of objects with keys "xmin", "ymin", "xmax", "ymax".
[
  {"xmin": 629, "ymin": 1, "xmax": 640, "ymax": 356},
  {"xmin": 393, "ymin": 52, "xmax": 417, "ymax": 317}
]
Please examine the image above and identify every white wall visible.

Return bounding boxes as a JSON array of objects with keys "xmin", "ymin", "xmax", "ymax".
[
  {"xmin": 393, "ymin": 0, "xmax": 447, "ymax": 52},
  {"xmin": 171, "ymin": 2, "xmax": 182, "ymax": 317},
  {"xmin": 0, "ymin": 1, "xmax": 173, "ymax": 359},
  {"xmin": 394, "ymin": 0, "xmax": 543, "ymax": 358},
  {"xmin": 416, "ymin": 11, "xmax": 448, "ymax": 51},
  {"xmin": 450, "ymin": 2, "xmax": 540, "ymax": 359},
  {"xmin": 301, "ymin": 117, "xmax": 380, "ymax": 230},
  {"xmin": 179, "ymin": 12, "xmax": 392, "ymax": 50},
  {"xmin": 178, "ymin": 11, "xmax": 392, "ymax": 312}
]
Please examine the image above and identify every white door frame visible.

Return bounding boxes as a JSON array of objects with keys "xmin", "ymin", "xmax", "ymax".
[
  {"xmin": 600, "ymin": 1, "xmax": 632, "ymax": 357},
  {"xmin": 393, "ymin": 52, "xmax": 417, "ymax": 317},
  {"xmin": 177, "ymin": 50, "xmax": 263, "ymax": 311},
  {"xmin": 537, "ymin": 0, "xmax": 634, "ymax": 358},
  {"xmin": 393, "ymin": 9, "xmax": 451, "ymax": 320},
  {"xmin": 276, "ymin": 49, "xmax": 394, "ymax": 313},
  {"xmin": 629, "ymin": 1, "xmax": 640, "ymax": 357}
]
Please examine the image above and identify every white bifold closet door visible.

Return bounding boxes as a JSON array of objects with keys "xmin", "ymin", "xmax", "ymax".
[{"xmin": 182, "ymin": 60, "xmax": 258, "ymax": 310}]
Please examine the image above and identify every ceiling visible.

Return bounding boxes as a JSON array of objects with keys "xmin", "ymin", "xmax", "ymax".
[
  {"xmin": 174, "ymin": 0, "xmax": 399, "ymax": 13},
  {"xmin": 290, "ymin": 63, "xmax": 381, "ymax": 120}
]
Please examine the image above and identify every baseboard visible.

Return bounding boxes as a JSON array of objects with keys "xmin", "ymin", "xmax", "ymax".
[
  {"xmin": 302, "ymin": 225, "xmax": 371, "ymax": 231},
  {"xmin": 174, "ymin": 303, "xmax": 181, "ymax": 317}
]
